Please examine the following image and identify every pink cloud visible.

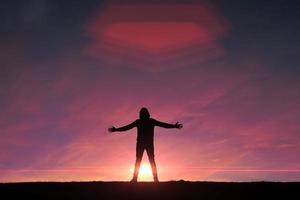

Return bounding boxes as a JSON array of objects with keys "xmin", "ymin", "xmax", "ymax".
[{"xmin": 83, "ymin": 1, "xmax": 228, "ymax": 72}]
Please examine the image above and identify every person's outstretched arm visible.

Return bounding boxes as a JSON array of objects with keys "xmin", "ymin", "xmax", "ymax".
[
  {"xmin": 108, "ymin": 120, "xmax": 137, "ymax": 132},
  {"xmin": 154, "ymin": 119, "xmax": 183, "ymax": 129}
]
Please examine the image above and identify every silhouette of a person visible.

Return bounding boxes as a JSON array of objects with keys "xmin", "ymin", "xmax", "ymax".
[{"xmin": 108, "ymin": 107, "xmax": 182, "ymax": 182}]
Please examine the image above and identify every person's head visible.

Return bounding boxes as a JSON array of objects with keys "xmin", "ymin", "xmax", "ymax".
[{"xmin": 139, "ymin": 107, "xmax": 150, "ymax": 119}]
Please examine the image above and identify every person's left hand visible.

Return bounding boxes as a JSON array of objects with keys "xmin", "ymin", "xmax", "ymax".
[{"xmin": 175, "ymin": 122, "xmax": 183, "ymax": 129}]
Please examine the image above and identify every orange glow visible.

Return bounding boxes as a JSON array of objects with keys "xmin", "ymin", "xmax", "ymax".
[{"xmin": 130, "ymin": 163, "xmax": 153, "ymax": 181}]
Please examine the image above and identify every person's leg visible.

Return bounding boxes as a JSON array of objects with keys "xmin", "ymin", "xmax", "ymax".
[
  {"xmin": 146, "ymin": 143, "xmax": 159, "ymax": 182},
  {"xmin": 131, "ymin": 143, "xmax": 144, "ymax": 182}
]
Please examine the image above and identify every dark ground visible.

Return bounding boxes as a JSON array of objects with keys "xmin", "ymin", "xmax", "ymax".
[{"xmin": 0, "ymin": 181, "xmax": 299, "ymax": 200}]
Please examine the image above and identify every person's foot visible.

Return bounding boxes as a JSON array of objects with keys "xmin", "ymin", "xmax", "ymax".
[
  {"xmin": 130, "ymin": 178, "xmax": 137, "ymax": 183},
  {"xmin": 154, "ymin": 178, "xmax": 159, "ymax": 183}
]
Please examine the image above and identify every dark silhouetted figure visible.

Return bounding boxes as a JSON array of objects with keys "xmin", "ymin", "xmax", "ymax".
[{"xmin": 108, "ymin": 107, "xmax": 183, "ymax": 182}]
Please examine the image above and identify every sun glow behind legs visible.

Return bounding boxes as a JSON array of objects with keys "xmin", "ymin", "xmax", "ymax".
[{"xmin": 130, "ymin": 162, "xmax": 153, "ymax": 182}]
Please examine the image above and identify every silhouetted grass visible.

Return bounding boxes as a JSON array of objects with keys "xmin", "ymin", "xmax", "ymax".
[{"xmin": 0, "ymin": 181, "xmax": 298, "ymax": 200}]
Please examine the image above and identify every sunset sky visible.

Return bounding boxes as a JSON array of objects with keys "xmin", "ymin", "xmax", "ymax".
[{"xmin": 1, "ymin": 0, "xmax": 300, "ymax": 182}]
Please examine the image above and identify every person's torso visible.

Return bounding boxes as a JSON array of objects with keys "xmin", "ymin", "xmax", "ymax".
[{"xmin": 136, "ymin": 118, "xmax": 155, "ymax": 144}]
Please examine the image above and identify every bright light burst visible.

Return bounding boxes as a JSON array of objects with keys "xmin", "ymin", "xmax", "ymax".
[{"xmin": 130, "ymin": 163, "xmax": 153, "ymax": 181}]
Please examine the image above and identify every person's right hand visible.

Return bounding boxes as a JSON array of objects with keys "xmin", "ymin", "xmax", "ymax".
[{"xmin": 108, "ymin": 126, "xmax": 117, "ymax": 132}]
